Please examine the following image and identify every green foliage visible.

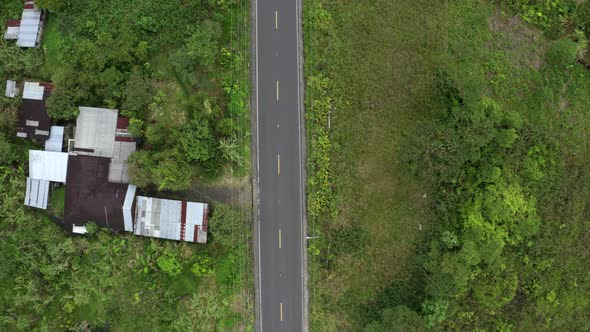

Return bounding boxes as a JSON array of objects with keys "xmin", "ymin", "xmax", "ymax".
[
  {"xmin": 208, "ymin": 203, "xmax": 243, "ymax": 248},
  {"xmin": 121, "ymin": 68, "xmax": 152, "ymax": 119},
  {"xmin": 35, "ymin": 0, "xmax": 66, "ymax": 12},
  {"xmin": 191, "ymin": 255, "xmax": 214, "ymax": 277},
  {"xmin": 157, "ymin": 252, "xmax": 183, "ymax": 277},
  {"xmin": 0, "ymin": 39, "xmax": 43, "ymax": 78},
  {"xmin": 127, "ymin": 118, "xmax": 144, "ymax": 137},
  {"xmin": 178, "ymin": 118, "xmax": 215, "ymax": 163},
  {"xmin": 364, "ymin": 306, "xmax": 426, "ymax": 332},
  {"xmin": 306, "ymin": 0, "xmax": 590, "ymax": 330},
  {"xmin": 546, "ymin": 38, "xmax": 578, "ymax": 67},
  {"xmin": 0, "ymin": 132, "xmax": 17, "ymax": 165}
]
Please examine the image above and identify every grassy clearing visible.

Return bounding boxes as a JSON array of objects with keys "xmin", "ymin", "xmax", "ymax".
[
  {"xmin": 37, "ymin": 14, "xmax": 64, "ymax": 81},
  {"xmin": 49, "ymin": 186, "xmax": 65, "ymax": 218},
  {"xmin": 306, "ymin": 0, "xmax": 590, "ymax": 330},
  {"xmin": 305, "ymin": 1, "xmax": 444, "ymax": 329}
]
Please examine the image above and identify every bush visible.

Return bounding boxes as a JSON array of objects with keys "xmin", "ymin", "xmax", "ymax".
[
  {"xmin": 157, "ymin": 252, "xmax": 182, "ymax": 277},
  {"xmin": 191, "ymin": 255, "xmax": 214, "ymax": 277},
  {"xmin": 546, "ymin": 38, "xmax": 578, "ymax": 67}
]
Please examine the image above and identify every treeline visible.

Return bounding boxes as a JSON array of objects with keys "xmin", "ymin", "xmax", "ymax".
[{"xmin": 40, "ymin": 0, "xmax": 249, "ymax": 190}]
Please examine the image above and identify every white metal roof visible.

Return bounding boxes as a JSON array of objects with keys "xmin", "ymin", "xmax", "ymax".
[
  {"xmin": 123, "ymin": 184, "xmax": 137, "ymax": 232},
  {"xmin": 24, "ymin": 177, "xmax": 49, "ymax": 209},
  {"xmin": 4, "ymin": 26, "xmax": 19, "ymax": 40},
  {"xmin": 72, "ymin": 225, "xmax": 88, "ymax": 234},
  {"xmin": 16, "ymin": 8, "xmax": 42, "ymax": 48},
  {"xmin": 22, "ymin": 81, "xmax": 44, "ymax": 100},
  {"xmin": 74, "ymin": 107, "xmax": 118, "ymax": 157},
  {"xmin": 29, "ymin": 150, "xmax": 68, "ymax": 183},
  {"xmin": 5, "ymin": 80, "xmax": 17, "ymax": 98},
  {"xmin": 133, "ymin": 196, "xmax": 208, "ymax": 243},
  {"xmin": 44, "ymin": 126, "xmax": 64, "ymax": 152}
]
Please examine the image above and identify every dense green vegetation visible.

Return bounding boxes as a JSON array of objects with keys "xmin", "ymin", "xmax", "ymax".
[
  {"xmin": 0, "ymin": 167, "xmax": 253, "ymax": 329},
  {"xmin": 41, "ymin": 0, "xmax": 250, "ymax": 190},
  {"xmin": 305, "ymin": 0, "xmax": 590, "ymax": 330},
  {"xmin": 0, "ymin": 0, "xmax": 253, "ymax": 330}
]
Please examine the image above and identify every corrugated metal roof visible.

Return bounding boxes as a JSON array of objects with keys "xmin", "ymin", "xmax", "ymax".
[
  {"xmin": 16, "ymin": 8, "xmax": 42, "ymax": 48},
  {"xmin": 123, "ymin": 185, "xmax": 137, "ymax": 232},
  {"xmin": 44, "ymin": 126, "xmax": 64, "ymax": 152},
  {"xmin": 63, "ymin": 155, "xmax": 128, "ymax": 231},
  {"xmin": 72, "ymin": 225, "xmax": 88, "ymax": 234},
  {"xmin": 22, "ymin": 81, "xmax": 44, "ymax": 100},
  {"xmin": 24, "ymin": 177, "xmax": 49, "ymax": 209},
  {"xmin": 29, "ymin": 150, "xmax": 68, "ymax": 183},
  {"xmin": 108, "ymin": 141, "xmax": 136, "ymax": 183},
  {"xmin": 133, "ymin": 196, "xmax": 208, "ymax": 243},
  {"xmin": 4, "ymin": 26, "xmax": 19, "ymax": 39},
  {"xmin": 5, "ymin": 80, "xmax": 17, "ymax": 98},
  {"xmin": 74, "ymin": 107, "xmax": 118, "ymax": 157}
]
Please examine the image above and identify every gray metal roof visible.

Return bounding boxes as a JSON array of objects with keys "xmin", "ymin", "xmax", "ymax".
[
  {"xmin": 4, "ymin": 26, "xmax": 19, "ymax": 40},
  {"xmin": 22, "ymin": 81, "xmax": 44, "ymax": 100},
  {"xmin": 123, "ymin": 185, "xmax": 136, "ymax": 232},
  {"xmin": 108, "ymin": 141, "xmax": 136, "ymax": 183},
  {"xmin": 74, "ymin": 107, "xmax": 118, "ymax": 158},
  {"xmin": 16, "ymin": 8, "xmax": 42, "ymax": 48},
  {"xmin": 24, "ymin": 177, "xmax": 49, "ymax": 209},
  {"xmin": 5, "ymin": 80, "xmax": 18, "ymax": 98},
  {"xmin": 133, "ymin": 196, "xmax": 208, "ymax": 243},
  {"xmin": 44, "ymin": 126, "xmax": 64, "ymax": 152},
  {"xmin": 29, "ymin": 150, "xmax": 68, "ymax": 183}
]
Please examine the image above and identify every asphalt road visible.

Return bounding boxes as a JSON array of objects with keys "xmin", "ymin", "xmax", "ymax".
[{"xmin": 253, "ymin": 0, "xmax": 306, "ymax": 330}]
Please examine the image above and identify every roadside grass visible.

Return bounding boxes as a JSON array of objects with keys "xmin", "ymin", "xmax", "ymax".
[
  {"xmin": 306, "ymin": 0, "xmax": 448, "ymax": 329},
  {"xmin": 306, "ymin": 0, "xmax": 590, "ymax": 330}
]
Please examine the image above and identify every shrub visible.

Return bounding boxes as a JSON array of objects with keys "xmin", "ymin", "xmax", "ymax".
[
  {"xmin": 157, "ymin": 252, "xmax": 182, "ymax": 277},
  {"xmin": 546, "ymin": 38, "xmax": 578, "ymax": 67}
]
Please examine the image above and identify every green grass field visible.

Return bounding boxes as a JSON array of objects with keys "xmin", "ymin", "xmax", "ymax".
[
  {"xmin": 305, "ymin": 1, "xmax": 445, "ymax": 329},
  {"xmin": 305, "ymin": 0, "xmax": 590, "ymax": 330}
]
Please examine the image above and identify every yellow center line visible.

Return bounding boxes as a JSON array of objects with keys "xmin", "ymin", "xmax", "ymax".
[
  {"xmin": 276, "ymin": 81, "xmax": 279, "ymax": 101},
  {"xmin": 275, "ymin": 11, "xmax": 278, "ymax": 30},
  {"xmin": 280, "ymin": 302, "xmax": 283, "ymax": 322},
  {"xmin": 279, "ymin": 228, "xmax": 282, "ymax": 248},
  {"xmin": 277, "ymin": 154, "xmax": 280, "ymax": 175}
]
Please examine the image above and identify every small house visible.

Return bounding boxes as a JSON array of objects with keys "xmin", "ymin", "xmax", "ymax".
[
  {"xmin": 4, "ymin": 0, "xmax": 45, "ymax": 48},
  {"xmin": 16, "ymin": 81, "xmax": 52, "ymax": 140}
]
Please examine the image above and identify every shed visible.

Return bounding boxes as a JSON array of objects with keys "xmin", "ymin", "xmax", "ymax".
[
  {"xmin": 16, "ymin": 82, "xmax": 52, "ymax": 140},
  {"xmin": 44, "ymin": 126, "xmax": 64, "ymax": 152},
  {"xmin": 16, "ymin": 6, "xmax": 43, "ymax": 48},
  {"xmin": 134, "ymin": 196, "xmax": 209, "ymax": 243},
  {"xmin": 29, "ymin": 150, "xmax": 68, "ymax": 183},
  {"xmin": 24, "ymin": 177, "xmax": 49, "ymax": 209},
  {"xmin": 5, "ymin": 80, "xmax": 18, "ymax": 98},
  {"xmin": 4, "ymin": 20, "xmax": 20, "ymax": 40}
]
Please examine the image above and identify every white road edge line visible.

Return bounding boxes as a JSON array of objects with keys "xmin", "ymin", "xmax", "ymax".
[
  {"xmin": 255, "ymin": 0, "xmax": 262, "ymax": 331},
  {"xmin": 295, "ymin": 0, "xmax": 307, "ymax": 329}
]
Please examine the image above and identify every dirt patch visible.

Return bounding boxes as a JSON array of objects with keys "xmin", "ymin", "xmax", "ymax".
[{"xmin": 488, "ymin": 10, "xmax": 547, "ymax": 69}]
